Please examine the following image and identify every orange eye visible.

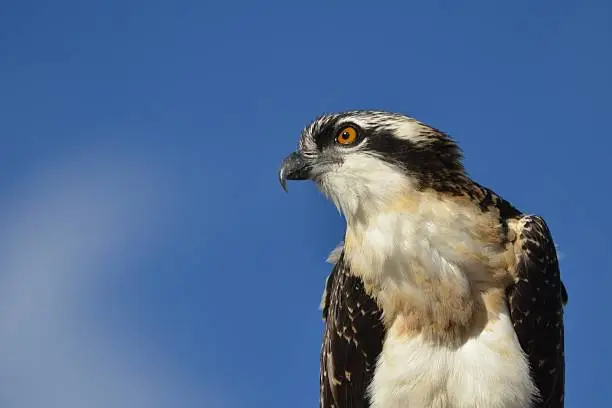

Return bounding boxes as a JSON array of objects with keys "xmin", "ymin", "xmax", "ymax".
[{"xmin": 336, "ymin": 126, "xmax": 358, "ymax": 145}]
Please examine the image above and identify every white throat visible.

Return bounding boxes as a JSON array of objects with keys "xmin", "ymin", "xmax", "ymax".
[{"xmin": 317, "ymin": 153, "xmax": 413, "ymax": 222}]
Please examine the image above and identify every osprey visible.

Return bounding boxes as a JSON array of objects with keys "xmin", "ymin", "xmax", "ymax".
[{"xmin": 278, "ymin": 111, "xmax": 567, "ymax": 408}]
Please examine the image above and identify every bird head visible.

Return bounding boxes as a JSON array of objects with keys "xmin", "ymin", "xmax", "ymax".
[{"xmin": 279, "ymin": 110, "xmax": 466, "ymax": 220}]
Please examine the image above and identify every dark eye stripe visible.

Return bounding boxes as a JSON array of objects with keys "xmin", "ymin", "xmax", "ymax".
[{"xmin": 312, "ymin": 117, "xmax": 342, "ymax": 150}]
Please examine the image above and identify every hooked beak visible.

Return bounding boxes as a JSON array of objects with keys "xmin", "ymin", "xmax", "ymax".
[{"xmin": 278, "ymin": 152, "xmax": 311, "ymax": 192}]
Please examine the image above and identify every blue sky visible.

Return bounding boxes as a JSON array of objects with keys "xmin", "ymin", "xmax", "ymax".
[{"xmin": 0, "ymin": 1, "xmax": 610, "ymax": 407}]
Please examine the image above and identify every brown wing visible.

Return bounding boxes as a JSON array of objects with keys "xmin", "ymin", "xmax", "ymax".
[
  {"xmin": 320, "ymin": 251, "xmax": 385, "ymax": 408},
  {"xmin": 508, "ymin": 215, "xmax": 567, "ymax": 408}
]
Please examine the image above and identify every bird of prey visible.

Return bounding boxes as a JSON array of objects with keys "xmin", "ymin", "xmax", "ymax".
[{"xmin": 278, "ymin": 110, "xmax": 567, "ymax": 408}]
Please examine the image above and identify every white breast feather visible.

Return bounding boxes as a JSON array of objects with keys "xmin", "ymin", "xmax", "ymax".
[
  {"xmin": 344, "ymin": 196, "xmax": 501, "ymax": 309},
  {"xmin": 351, "ymin": 208, "xmax": 536, "ymax": 408},
  {"xmin": 371, "ymin": 308, "xmax": 535, "ymax": 408},
  {"xmin": 344, "ymin": 203, "xmax": 535, "ymax": 408}
]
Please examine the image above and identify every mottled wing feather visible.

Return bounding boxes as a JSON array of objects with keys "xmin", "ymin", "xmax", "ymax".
[
  {"xmin": 320, "ymin": 251, "xmax": 385, "ymax": 408},
  {"xmin": 508, "ymin": 215, "xmax": 566, "ymax": 408}
]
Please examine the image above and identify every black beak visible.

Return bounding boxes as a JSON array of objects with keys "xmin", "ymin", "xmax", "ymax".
[{"xmin": 278, "ymin": 152, "xmax": 311, "ymax": 192}]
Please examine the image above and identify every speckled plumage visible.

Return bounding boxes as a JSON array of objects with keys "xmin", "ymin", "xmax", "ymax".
[
  {"xmin": 320, "ymin": 252, "xmax": 384, "ymax": 408},
  {"xmin": 508, "ymin": 215, "xmax": 567, "ymax": 408}
]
